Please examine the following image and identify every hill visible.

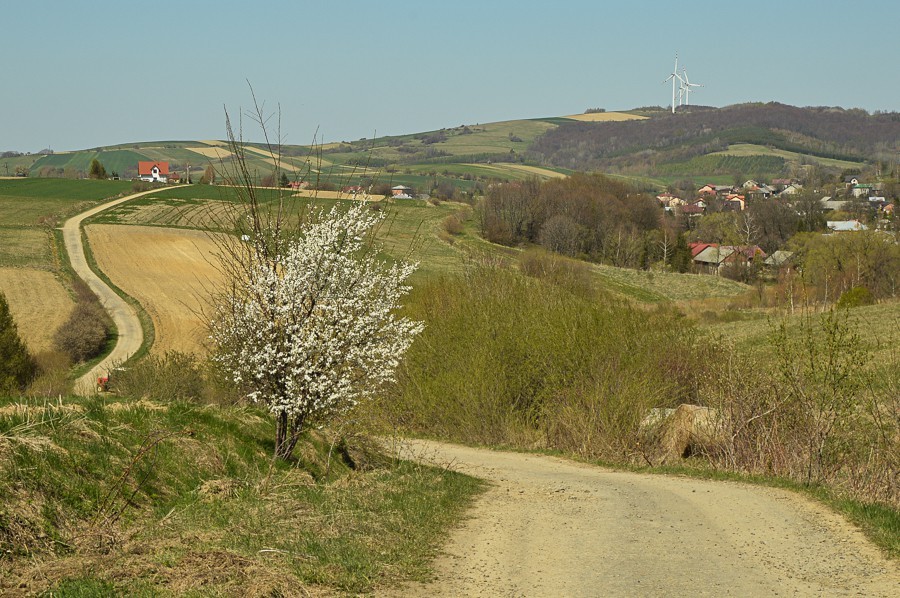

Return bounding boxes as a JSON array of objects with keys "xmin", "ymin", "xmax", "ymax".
[{"xmin": 11, "ymin": 104, "xmax": 896, "ymax": 194}]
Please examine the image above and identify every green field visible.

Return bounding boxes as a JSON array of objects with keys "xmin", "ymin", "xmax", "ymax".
[
  {"xmin": 591, "ymin": 263, "xmax": 751, "ymax": 303},
  {"xmin": 0, "ymin": 179, "xmax": 133, "ymax": 227}
]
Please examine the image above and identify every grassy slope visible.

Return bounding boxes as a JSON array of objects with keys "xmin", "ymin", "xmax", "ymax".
[{"xmin": 0, "ymin": 395, "xmax": 483, "ymax": 595}]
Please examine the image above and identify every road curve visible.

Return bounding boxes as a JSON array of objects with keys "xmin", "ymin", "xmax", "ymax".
[
  {"xmin": 63, "ymin": 189, "xmax": 160, "ymax": 395},
  {"xmin": 386, "ymin": 440, "xmax": 899, "ymax": 597}
]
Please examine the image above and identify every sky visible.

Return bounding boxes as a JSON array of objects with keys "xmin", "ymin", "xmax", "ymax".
[{"xmin": 2, "ymin": 0, "xmax": 898, "ymax": 152}]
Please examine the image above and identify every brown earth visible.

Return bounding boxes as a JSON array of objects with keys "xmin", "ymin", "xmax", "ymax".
[
  {"xmin": 0, "ymin": 267, "xmax": 74, "ymax": 353},
  {"xmin": 85, "ymin": 224, "xmax": 222, "ymax": 356},
  {"xmin": 385, "ymin": 440, "xmax": 900, "ymax": 597}
]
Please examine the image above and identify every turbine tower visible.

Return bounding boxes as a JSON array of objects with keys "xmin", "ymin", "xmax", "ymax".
[
  {"xmin": 663, "ymin": 54, "xmax": 683, "ymax": 114},
  {"xmin": 681, "ymin": 67, "xmax": 703, "ymax": 107}
]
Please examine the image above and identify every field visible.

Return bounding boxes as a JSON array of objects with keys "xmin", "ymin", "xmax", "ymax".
[
  {"xmin": 712, "ymin": 143, "xmax": 867, "ymax": 171},
  {"xmin": 0, "ymin": 267, "xmax": 73, "ymax": 353},
  {"xmin": 563, "ymin": 112, "xmax": 648, "ymax": 122},
  {"xmin": 591, "ymin": 263, "xmax": 751, "ymax": 303},
  {"xmin": 85, "ymin": 224, "xmax": 222, "ymax": 356},
  {"xmin": 0, "ymin": 179, "xmax": 134, "ymax": 226}
]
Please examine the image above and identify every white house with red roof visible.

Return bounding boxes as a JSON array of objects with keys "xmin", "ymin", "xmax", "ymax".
[{"xmin": 138, "ymin": 161, "xmax": 169, "ymax": 183}]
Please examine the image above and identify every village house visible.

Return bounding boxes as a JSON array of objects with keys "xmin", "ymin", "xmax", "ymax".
[
  {"xmin": 779, "ymin": 183, "xmax": 803, "ymax": 196},
  {"xmin": 692, "ymin": 244, "xmax": 766, "ymax": 275},
  {"xmin": 342, "ymin": 185, "xmax": 365, "ymax": 196},
  {"xmin": 851, "ymin": 184, "xmax": 873, "ymax": 198},
  {"xmin": 138, "ymin": 161, "xmax": 169, "ymax": 183}
]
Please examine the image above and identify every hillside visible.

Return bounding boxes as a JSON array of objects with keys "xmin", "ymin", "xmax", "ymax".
[{"xmin": 10, "ymin": 104, "xmax": 895, "ymax": 194}]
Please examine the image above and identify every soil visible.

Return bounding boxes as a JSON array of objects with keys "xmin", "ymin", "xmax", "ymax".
[{"xmin": 385, "ymin": 440, "xmax": 900, "ymax": 597}]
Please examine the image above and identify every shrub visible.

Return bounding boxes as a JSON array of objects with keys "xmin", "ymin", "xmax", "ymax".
[
  {"xmin": 441, "ymin": 215, "xmax": 464, "ymax": 236},
  {"xmin": 53, "ymin": 303, "xmax": 110, "ymax": 363},
  {"xmin": 837, "ymin": 286, "xmax": 875, "ymax": 309},
  {"xmin": 112, "ymin": 352, "xmax": 205, "ymax": 402}
]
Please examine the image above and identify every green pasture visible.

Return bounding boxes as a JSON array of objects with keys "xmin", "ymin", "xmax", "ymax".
[
  {"xmin": 0, "ymin": 227, "xmax": 52, "ymax": 268},
  {"xmin": 654, "ymin": 154, "xmax": 787, "ymax": 179}
]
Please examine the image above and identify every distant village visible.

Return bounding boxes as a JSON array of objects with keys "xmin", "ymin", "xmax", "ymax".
[{"xmin": 656, "ymin": 175, "xmax": 895, "ymax": 276}]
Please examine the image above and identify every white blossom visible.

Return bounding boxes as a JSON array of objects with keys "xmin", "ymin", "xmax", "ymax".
[{"xmin": 209, "ymin": 201, "xmax": 423, "ymax": 455}]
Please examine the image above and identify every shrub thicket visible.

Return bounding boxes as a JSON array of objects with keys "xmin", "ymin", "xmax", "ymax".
[{"xmin": 384, "ymin": 266, "xmax": 700, "ymax": 457}]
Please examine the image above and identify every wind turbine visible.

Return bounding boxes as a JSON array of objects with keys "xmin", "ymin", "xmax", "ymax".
[
  {"xmin": 663, "ymin": 54, "xmax": 684, "ymax": 114},
  {"xmin": 681, "ymin": 67, "xmax": 703, "ymax": 106}
]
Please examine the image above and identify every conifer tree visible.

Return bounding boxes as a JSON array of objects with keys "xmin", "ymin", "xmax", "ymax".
[{"xmin": 0, "ymin": 292, "xmax": 36, "ymax": 394}]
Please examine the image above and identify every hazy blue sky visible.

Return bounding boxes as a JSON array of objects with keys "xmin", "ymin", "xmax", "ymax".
[{"xmin": 2, "ymin": 0, "xmax": 897, "ymax": 151}]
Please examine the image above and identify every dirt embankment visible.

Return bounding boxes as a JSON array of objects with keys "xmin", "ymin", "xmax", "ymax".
[{"xmin": 385, "ymin": 440, "xmax": 899, "ymax": 597}]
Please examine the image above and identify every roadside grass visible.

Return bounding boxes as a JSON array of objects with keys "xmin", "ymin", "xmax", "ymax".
[{"xmin": 0, "ymin": 395, "xmax": 484, "ymax": 595}]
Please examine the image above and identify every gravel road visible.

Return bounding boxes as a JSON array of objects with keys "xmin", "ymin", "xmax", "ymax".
[
  {"xmin": 62, "ymin": 190, "xmax": 158, "ymax": 395},
  {"xmin": 386, "ymin": 440, "xmax": 899, "ymax": 597}
]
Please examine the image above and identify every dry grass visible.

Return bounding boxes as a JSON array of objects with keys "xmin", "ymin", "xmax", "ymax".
[
  {"xmin": 564, "ymin": 112, "xmax": 648, "ymax": 122},
  {"xmin": 85, "ymin": 224, "xmax": 223, "ymax": 355},
  {"xmin": 0, "ymin": 267, "xmax": 74, "ymax": 353}
]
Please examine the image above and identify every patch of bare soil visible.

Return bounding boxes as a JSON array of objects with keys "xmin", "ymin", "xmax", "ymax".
[{"xmin": 385, "ymin": 440, "xmax": 900, "ymax": 597}]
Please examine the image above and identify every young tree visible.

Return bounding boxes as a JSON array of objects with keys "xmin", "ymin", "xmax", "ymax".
[
  {"xmin": 88, "ymin": 158, "xmax": 107, "ymax": 179},
  {"xmin": 0, "ymin": 292, "xmax": 36, "ymax": 393},
  {"xmin": 209, "ymin": 106, "xmax": 422, "ymax": 460}
]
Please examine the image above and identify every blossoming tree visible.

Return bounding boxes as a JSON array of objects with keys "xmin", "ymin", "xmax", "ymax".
[{"xmin": 210, "ymin": 200, "xmax": 423, "ymax": 459}]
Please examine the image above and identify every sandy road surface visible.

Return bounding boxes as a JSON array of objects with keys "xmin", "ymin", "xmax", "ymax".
[
  {"xmin": 63, "ymin": 190, "xmax": 160, "ymax": 395},
  {"xmin": 387, "ymin": 440, "xmax": 899, "ymax": 597}
]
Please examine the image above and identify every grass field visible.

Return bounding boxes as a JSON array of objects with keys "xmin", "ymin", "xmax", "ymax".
[
  {"xmin": 591, "ymin": 264, "xmax": 751, "ymax": 303},
  {"xmin": 0, "ymin": 179, "xmax": 134, "ymax": 226}
]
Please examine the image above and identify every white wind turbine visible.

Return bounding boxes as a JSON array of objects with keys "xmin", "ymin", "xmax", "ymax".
[
  {"xmin": 680, "ymin": 67, "xmax": 703, "ymax": 107},
  {"xmin": 663, "ymin": 54, "xmax": 684, "ymax": 113}
]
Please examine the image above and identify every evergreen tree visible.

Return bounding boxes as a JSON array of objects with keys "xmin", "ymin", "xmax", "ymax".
[{"xmin": 0, "ymin": 292, "xmax": 36, "ymax": 394}]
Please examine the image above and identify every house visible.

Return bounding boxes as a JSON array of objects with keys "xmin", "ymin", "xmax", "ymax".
[
  {"xmin": 779, "ymin": 183, "xmax": 803, "ymax": 196},
  {"xmin": 391, "ymin": 185, "xmax": 414, "ymax": 199},
  {"xmin": 742, "ymin": 180, "xmax": 760, "ymax": 190},
  {"xmin": 692, "ymin": 244, "xmax": 766, "ymax": 274},
  {"xmin": 843, "ymin": 175, "xmax": 862, "ymax": 186},
  {"xmin": 697, "ymin": 184, "xmax": 717, "ymax": 196},
  {"xmin": 771, "ymin": 178, "xmax": 794, "ymax": 190},
  {"xmin": 138, "ymin": 161, "xmax": 169, "ymax": 183},
  {"xmin": 764, "ymin": 250, "xmax": 795, "ymax": 268},
  {"xmin": 827, "ymin": 220, "xmax": 868, "ymax": 232},
  {"xmin": 342, "ymin": 185, "xmax": 365, "ymax": 196},
  {"xmin": 287, "ymin": 181, "xmax": 309, "ymax": 190},
  {"xmin": 723, "ymin": 194, "xmax": 746, "ymax": 211},
  {"xmin": 851, "ymin": 184, "xmax": 873, "ymax": 198},
  {"xmin": 678, "ymin": 203, "xmax": 705, "ymax": 217}
]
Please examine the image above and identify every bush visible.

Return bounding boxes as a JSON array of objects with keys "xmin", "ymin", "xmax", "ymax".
[
  {"xmin": 837, "ymin": 286, "xmax": 875, "ymax": 309},
  {"xmin": 441, "ymin": 215, "xmax": 464, "ymax": 236},
  {"xmin": 53, "ymin": 303, "xmax": 110, "ymax": 363},
  {"xmin": 112, "ymin": 352, "xmax": 206, "ymax": 402}
]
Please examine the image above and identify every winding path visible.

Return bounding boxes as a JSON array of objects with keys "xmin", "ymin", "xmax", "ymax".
[
  {"xmin": 387, "ymin": 440, "xmax": 900, "ymax": 597},
  {"xmin": 63, "ymin": 189, "xmax": 159, "ymax": 395}
]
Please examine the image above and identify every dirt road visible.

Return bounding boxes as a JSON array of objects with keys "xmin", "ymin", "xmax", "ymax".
[
  {"xmin": 63, "ymin": 189, "xmax": 159, "ymax": 395},
  {"xmin": 388, "ymin": 440, "xmax": 899, "ymax": 597}
]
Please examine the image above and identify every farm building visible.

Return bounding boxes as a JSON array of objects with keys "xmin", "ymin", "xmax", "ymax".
[{"xmin": 138, "ymin": 161, "xmax": 169, "ymax": 183}]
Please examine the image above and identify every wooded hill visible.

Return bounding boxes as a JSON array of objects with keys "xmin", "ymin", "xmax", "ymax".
[{"xmin": 527, "ymin": 103, "xmax": 898, "ymax": 181}]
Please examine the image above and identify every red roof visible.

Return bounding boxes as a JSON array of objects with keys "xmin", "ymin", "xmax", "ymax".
[
  {"xmin": 689, "ymin": 242, "xmax": 717, "ymax": 257},
  {"xmin": 138, "ymin": 161, "xmax": 170, "ymax": 176}
]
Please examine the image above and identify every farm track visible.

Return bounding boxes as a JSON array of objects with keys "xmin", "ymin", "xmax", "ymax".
[
  {"xmin": 386, "ymin": 440, "xmax": 900, "ymax": 597},
  {"xmin": 63, "ymin": 190, "xmax": 159, "ymax": 395}
]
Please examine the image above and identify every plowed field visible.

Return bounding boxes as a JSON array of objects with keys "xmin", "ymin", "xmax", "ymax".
[
  {"xmin": 85, "ymin": 225, "xmax": 223, "ymax": 356},
  {"xmin": 0, "ymin": 268, "xmax": 73, "ymax": 353}
]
